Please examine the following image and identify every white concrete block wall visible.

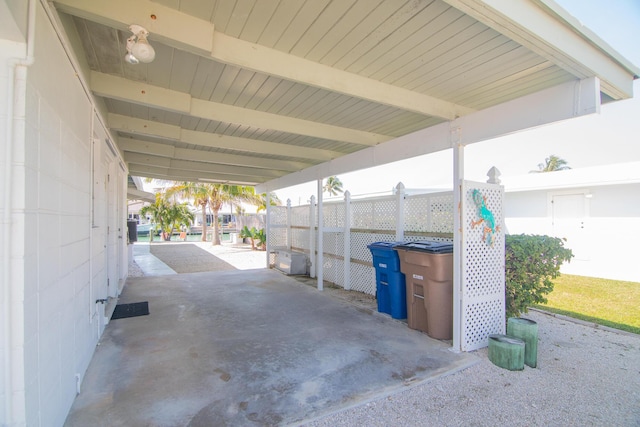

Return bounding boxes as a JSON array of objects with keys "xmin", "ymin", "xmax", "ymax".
[
  {"xmin": 1, "ymin": 0, "xmax": 30, "ymax": 416},
  {"xmin": 0, "ymin": 46, "xmax": 10, "ymax": 425},
  {"xmin": 0, "ymin": 3, "xmax": 127, "ymax": 426}
]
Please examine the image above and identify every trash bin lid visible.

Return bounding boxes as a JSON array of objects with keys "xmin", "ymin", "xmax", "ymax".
[
  {"xmin": 367, "ymin": 241, "xmax": 405, "ymax": 250},
  {"xmin": 393, "ymin": 240, "xmax": 453, "ymax": 254}
]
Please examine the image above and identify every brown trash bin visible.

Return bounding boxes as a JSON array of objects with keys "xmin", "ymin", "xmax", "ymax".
[{"xmin": 394, "ymin": 241, "xmax": 454, "ymax": 340}]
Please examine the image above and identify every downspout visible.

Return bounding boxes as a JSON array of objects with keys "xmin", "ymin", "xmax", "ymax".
[{"xmin": 4, "ymin": 0, "xmax": 37, "ymax": 423}]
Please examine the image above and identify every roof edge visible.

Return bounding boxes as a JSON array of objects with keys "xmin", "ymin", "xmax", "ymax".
[{"xmin": 536, "ymin": 0, "xmax": 640, "ymax": 79}]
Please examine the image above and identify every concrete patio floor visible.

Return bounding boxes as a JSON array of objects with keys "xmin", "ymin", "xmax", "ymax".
[{"xmin": 64, "ymin": 268, "xmax": 477, "ymax": 426}]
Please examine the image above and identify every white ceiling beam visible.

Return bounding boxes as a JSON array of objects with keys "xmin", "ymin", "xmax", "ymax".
[
  {"xmin": 54, "ymin": 0, "xmax": 473, "ymax": 120},
  {"xmin": 109, "ymin": 114, "xmax": 317, "ymax": 171},
  {"xmin": 257, "ymin": 78, "xmax": 600, "ymax": 192},
  {"xmin": 121, "ymin": 147, "xmax": 285, "ymax": 179},
  {"xmin": 442, "ymin": 0, "xmax": 637, "ymax": 100},
  {"xmin": 128, "ymin": 164, "xmax": 261, "ymax": 185},
  {"xmin": 92, "ymin": 72, "xmax": 385, "ymax": 146},
  {"xmin": 126, "ymin": 187, "xmax": 156, "ymax": 203},
  {"xmin": 119, "ymin": 138, "xmax": 177, "ymax": 158},
  {"xmin": 210, "ymin": 31, "xmax": 474, "ymax": 120}
]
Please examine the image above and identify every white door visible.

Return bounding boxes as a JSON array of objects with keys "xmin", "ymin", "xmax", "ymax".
[{"xmin": 551, "ymin": 193, "xmax": 589, "ymax": 261}]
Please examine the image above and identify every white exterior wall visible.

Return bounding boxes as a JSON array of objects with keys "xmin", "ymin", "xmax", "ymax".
[
  {"xmin": 1, "ymin": 2, "xmax": 128, "ymax": 426},
  {"xmin": 505, "ymin": 183, "xmax": 640, "ymax": 283}
]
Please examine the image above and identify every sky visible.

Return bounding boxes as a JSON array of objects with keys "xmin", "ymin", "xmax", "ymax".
[{"xmin": 275, "ymin": 0, "xmax": 640, "ymax": 204}]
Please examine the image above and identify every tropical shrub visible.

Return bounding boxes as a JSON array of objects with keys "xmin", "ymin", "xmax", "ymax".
[
  {"xmin": 240, "ymin": 226, "xmax": 266, "ymax": 250},
  {"xmin": 505, "ymin": 234, "xmax": 573, "ymax": 318},
  {"xmin": 140, "ymin": 193, "xmax": 194, "ymax": 241}
]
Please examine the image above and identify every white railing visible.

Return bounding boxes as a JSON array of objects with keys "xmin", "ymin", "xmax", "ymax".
[{"xmin": 267, "ymin": 181, "xmax": 505, "ymax": 351}]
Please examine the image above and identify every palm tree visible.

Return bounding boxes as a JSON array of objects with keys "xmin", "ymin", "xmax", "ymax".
[
  {"xmin": 206, "ymin": 184, "xmax": 261, "ymax": 245},
  {"xmin": 323, "ymin": 176, "xmax": 344, "ymax": 196},
  {"xmin": 139, "ymin": 193, "xmax": 172, "ymax": 241},
  {"xmin": 167, "ymin": 203, "xmax": 195, "ymax": 240},
  {"xmin": 531, "ymin": 155, "xmax": 571, "ymax": 173},
  {"xmin": 257, "ymin": 192, "xmax": 282, "ymax": 212},
  {"xmin": 167, "ymin": 182, "xmax": 211, "ymax": 241}
]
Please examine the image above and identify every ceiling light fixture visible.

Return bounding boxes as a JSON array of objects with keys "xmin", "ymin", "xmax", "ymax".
[{"xmin": 125, "ymin": 24, "xmax": 155, "ymax": 64}]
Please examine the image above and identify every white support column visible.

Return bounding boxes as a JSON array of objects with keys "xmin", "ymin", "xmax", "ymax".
[
  {"xmin": 343, "ymin": 190, "xmax": 351, "ymax": 290},
  {"xmin": 309, "ymin": 195, "xmax": 316, "ymax": 278},
  {"xmin": 317, "ymin": 180, "xmax": 324, "ymax": 291},
  {"xmin": 265, "ymin": 192, "xmax": 271, "ymax": 269},
  {"xmin": 286, "ymin": 198, "xmax": 292, "ymax": 251},
  {"xmin": 452, "ymin": 125, "xmax": 464, "ymax": 353},
  {"xmin": 395, "ymin": 182, "xmax": 405, "ymax": 242}
]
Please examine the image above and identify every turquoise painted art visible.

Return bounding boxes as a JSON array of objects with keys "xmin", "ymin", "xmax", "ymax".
[{"xmin": 471, "ymin": 189, "xmax": 500, "ymax": 247}]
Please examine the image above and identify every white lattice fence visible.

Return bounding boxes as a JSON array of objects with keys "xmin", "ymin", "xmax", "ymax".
[
  {"xmin": 268, "ymin": 205, "xmax": 288, "ymax": 266},
  {"xmin": 266, "ymin": 184, "xmax": 505, "ymax": 352},
  {"xmin": 321, "ymin": 201, "xmax": 345, "ymax": 287},
  {"xmin": 290, "ymin": 205, "xmax": 310, "ymax": 255},
  {"xmin": 350, "ymin": 231, "xmax": 396, "ymax": 295},
  {"xmin": 461, "ymin": 181, "xmax": 505, "ymax": 351},
  {"xmin": 405, "ymin": 192, "xmax": 454, "ymax": 235}
]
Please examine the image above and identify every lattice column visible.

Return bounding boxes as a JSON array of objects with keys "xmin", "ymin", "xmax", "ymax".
[
  {"xmin": 460, "ymin": 181, "xmax": 505, "ymax": 351},
  {"xmin": 344, "ymin": 191, "xmax": 351, "ymax": 290},
  {"xmin": 309, "ymin": 195, "xmax": 316, "ymax": 278},
  {"xmin": 286, "ymin": 199, "xmax": 291, "ymax": 250},
  {"xmin": 317, "ymin": 180, "xmax": 323, "ymax": 291},
  {"xmin": 395, "ymin": 182, "xmax": 405, "ymax": 242}
]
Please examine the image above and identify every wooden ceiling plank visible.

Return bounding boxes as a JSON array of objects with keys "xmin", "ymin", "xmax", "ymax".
[
  {"xmin": 128, "ymin": 163, "xmax": 263, "ymax": 185},
  {"xmin": 290, "ymin": 0, "xmax": 358, "ymax": 58},
  {"xmin": 169, "ymin": 48, "xmax": 201, "ymax": 93},
  {"xmin": 173, "ymin": 148, "xmax": 310, "ymax": 172},
  {"xmin": 273, "ymin": 0, "xmax": 332, "ymax": 53},
  {"xmin": 94, "ymin": 71, "xmax": 389, "ymax": 145},
  {"xmin": 221, "ymin": 69, "xmax": 256, "ymax": 105},
  {"xmin": 378, "ymin": 18, "xmax": 488, "ymax": 86},
  {"xmin": 124, "ymin": 150, "xmax": 284, "ymax": 179},
  {"xmin": 211, "ymin": 31, "xmax": 474, "ymax": 120},
  {"xmin": 221, "ymin": 0, "xmax": 255, "ymax": 38},
  {"xmin": 240, "ymin": 0, "xmax": 280, "ymax": 43},
  {"xmin": 305, "ymin": 0, "xmax": 385, "ymax": 64},
  {"xmin": 399, "ymin": 28, "xmax": 503, "ymax": 91},
  {"xmin": 351, "ymin": 2, "xmax": 458, "ymax": 78},
  {"xmin": 112, "ymin": 114, "xmax": 340, "ymax": 160},
  {"xmin": 256, "ymin": 0, "xmax": 305, "ymax": 48},
  {"xmin": 320, "ymin": 0, "xmax": 424, "ymax": 73},
  {"xmin": 442, "ymin": 0, "xmax": 636, "ymax": 99},
  {"xmin": 180, "ymin": 129, "xmax": 341, "ymax": 160},
  {"xmin": 54, "ymin": 0, "xmax": 471, "ymax": 119}
]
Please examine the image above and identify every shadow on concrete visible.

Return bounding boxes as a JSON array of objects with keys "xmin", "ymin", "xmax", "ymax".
[
  {"xmin": 65, "ymin": 269, "xmax": 477, "ymax": 426},
  {"xmin": 150, "ymin": 243, "xmax": 237, "ymax": 273}
]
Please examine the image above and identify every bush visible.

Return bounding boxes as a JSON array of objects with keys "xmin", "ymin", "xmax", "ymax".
[{"xmin": 505, "ymin": 234, "xmax": 573, "ymax": 318}]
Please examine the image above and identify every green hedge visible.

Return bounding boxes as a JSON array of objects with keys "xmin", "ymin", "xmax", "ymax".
[{"xmin": 505, "ymin": 234, "xmax": 573, "ymax": 318}]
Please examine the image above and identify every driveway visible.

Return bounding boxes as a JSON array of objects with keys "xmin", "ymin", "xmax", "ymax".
[{"xmin": 64, "ymin": 268, "xmax": 476, "ymax": 426}]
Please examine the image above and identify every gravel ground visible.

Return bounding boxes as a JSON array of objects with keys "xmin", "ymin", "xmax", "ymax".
[
  {"xmin": 303, "ymin": 310, "xmax": 640, "ymax": 427},
  {"xmin": 128, "ymin": 245, "xmax": 640, "ymax": 426}
]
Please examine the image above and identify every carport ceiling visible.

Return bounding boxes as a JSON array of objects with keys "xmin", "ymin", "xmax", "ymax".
[{"xmin": 50, "ymin": 0, "xmax": 637, "ymax": 188}]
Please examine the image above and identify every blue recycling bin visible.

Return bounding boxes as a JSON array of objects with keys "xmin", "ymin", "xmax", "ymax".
[{"xmin": 367, "ymin": 242, "xmax": 407, "ymax": 319}]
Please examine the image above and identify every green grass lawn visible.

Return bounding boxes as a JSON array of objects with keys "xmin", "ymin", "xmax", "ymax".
[{"xmin": 534, "ymin": 274, "xmax": 640, "ymax": 334}]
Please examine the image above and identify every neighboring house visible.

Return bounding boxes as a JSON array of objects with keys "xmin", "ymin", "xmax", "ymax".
[{"xmin": 503, "ymin": 162, "xmax": 640, "ymax": 283}]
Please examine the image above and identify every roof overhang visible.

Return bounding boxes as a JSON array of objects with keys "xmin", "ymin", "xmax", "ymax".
[{"xmin": 46, "ymin": 0, "xmax": 639, "ymax": 191}]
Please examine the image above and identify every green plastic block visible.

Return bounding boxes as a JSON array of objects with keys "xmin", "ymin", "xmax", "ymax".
[
  {"xmin": 488, "ymin": 334, "xmax": 525, "ymax": 371},
  {"xmin": 507, "ymin": 317, "xmax": 538, "ymax": 368}
]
